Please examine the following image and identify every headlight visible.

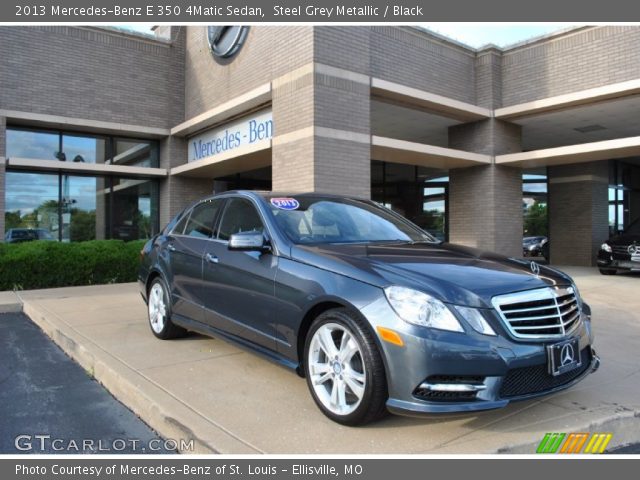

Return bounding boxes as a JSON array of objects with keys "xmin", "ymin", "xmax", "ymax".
[
  {"xmin": 600, "ymin": 242, "xmax": 612, "ymax": 253},
  {"xmin": 571, "ymin": 282, "xmax": 583, "ymax": 310},
  {"xmin": 384, "ymin": 286, "xmax": 463, "ymax": 332},
  {"xmin": 454, "ymin": 306, "xmax": 496, "ymax": 336}
]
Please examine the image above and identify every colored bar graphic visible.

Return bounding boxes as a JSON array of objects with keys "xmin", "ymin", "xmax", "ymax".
[{"xmin": 537, "ymin": 432, "xmax": 613, "ymax": 454}]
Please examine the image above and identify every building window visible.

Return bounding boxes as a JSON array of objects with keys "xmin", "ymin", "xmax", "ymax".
[
  {"xmin": 609, "ymin": 159, "xmax": 640, "ymax": 235},
  {"xmin": 6, "ymin": 127, "xmax": 158, "ymax": 167},
  {"xmin": 4, "ymin": 171, "xmax": 159, "ymax": 242},
  {"xmin": 371, "ymin": 160, "xmax": 448, "ymax": 241},
  {"xmin": 522, "ymin": 169, "xmax": 548, "ymax": 238}
]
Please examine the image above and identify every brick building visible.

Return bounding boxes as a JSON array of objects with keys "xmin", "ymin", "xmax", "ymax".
[{"xmin": 1, "ymin": 25, "xmax": 640, "ymax": 265}]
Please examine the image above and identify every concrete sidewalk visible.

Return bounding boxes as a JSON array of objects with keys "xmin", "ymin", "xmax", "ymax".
[{"xmin": 10, "ymin": 268, "xmax": 640, "ymax": 454}]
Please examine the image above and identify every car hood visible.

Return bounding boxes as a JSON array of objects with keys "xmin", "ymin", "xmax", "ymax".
[
  {"xmin": 607, "ymin": 233, "xmax": 640, "ymax": 246},
  {"xmin": 291, "ymin": 242, "xmax": 572, "ymax": 308}
]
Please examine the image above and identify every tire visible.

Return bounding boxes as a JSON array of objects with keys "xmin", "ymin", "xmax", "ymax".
[
  {"xmin": 303, "ymin": 308, "xmax": 388, "ymax": 426},
  {"xmin": 147, "ymin": 277, "xmax": 187, "ymax": 339},
  {"xmin": 599, "ymin": 268, "xmax": 617, "ymax": 276}
]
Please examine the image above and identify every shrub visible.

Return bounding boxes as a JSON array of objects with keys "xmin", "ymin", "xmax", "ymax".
[{"xmin": 0, "ymin": 239, "xmax": 146, "ymax": 291}]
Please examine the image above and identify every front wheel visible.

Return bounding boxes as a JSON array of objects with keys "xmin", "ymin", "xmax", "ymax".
[
  {"xmin": 147, "ymin": 277, "xmax": 187, "ymax": 339},
  {"xmin": 304, "ymin": 308, "xmax": 388, "ymax": 426}
]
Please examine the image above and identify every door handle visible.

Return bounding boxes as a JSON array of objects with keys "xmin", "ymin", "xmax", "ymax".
[
  {"xmin": 167, "ymin": 244, "xmax": 176, "ymax": 252},
  {"xmin": 205, "ymin": 253, "xmax": 219, "ymax": 264}
]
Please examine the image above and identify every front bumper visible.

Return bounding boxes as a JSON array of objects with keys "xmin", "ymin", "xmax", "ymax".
[
  {"xmin": 359, "ymin": 297, "xmax": 598, "ymax": 416},
  {"xmin": 597, "ymin": 251, "xmax": 640, "ymax": 271}
]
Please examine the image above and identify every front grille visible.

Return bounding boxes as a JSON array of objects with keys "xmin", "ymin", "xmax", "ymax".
[
  {"xmin": 491, "ymin": 287, "xmax": 581, "ymax": 339},
  {"xmin": 612, "ymin": 245, "xmax": 631, "ymax": 257},
  {"xmin": 499, "ymin": 348, "xmax": 592, "ymax": 398}
]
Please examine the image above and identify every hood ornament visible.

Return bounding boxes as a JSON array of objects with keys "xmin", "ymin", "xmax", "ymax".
[{"xmin": 530, "ymin": 261, "xmax": 540, "ymax": 277}]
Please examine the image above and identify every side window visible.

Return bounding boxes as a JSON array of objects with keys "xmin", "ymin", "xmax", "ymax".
[
  {"xmin": 172, "ymin": 211, "xmax": 190, "ymax": 235},
  {"xmin": 183, "ymin": 200, "xmax": 222, "ymax": 239},
  {"xmin": 217, "ymin": 198, "xmax": 265, "ymax": 241}
]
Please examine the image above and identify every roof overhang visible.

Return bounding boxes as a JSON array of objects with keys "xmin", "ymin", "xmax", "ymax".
[
  {"xmin": 372, "ymin": 136, "xmax": 491, "ymax": 169},
  {"xmin": 1, "ymin": 109, "xmax": 169, "ymax": 139},
  {"xmin": 495, "ymin": 79, "xmax": 640, "ymax": 120},
  {"xmin": 496, "ymin": 135, "xmax": 640, "ymax": 168},
  {"xmin": 371, "ymin": 78, "xmax": 491, "ymax": 122},
  {"xmin": 5, "ymin": 158, "xmax": 168, "ymax": 178},
  {"xmin": 171, "ymin": 83, "xmax": 271, "ymax": 137}
]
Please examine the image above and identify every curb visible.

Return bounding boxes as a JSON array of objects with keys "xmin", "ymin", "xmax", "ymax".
[
  {"xmin": 22, "ymin": 300, "xmax": 262, "ymax": 454},
  {"xmin": 0, "ymin": 291, "xmax": 23, "ymax": 314}
]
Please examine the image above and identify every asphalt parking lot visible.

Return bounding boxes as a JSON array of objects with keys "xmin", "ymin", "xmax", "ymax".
[
  {"xmin": 0, "ymin": 312, "xmax": 172, "ymax": 454},
  {"xmin": 1, "ymin": 266, "xmax": 639, "ymax": 454}
]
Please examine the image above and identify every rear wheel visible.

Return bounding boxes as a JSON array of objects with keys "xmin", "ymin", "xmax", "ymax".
[
  {"xmin": 147, "ymin": 277, "xmax": 187, "ymax": 339},
  {"xmin": 599, "ymin": 268, "xmax": 617, "ymax": 276},
  {"xmin": 304, "ymin": 308, "xmax": 388, "ymax": 426}
]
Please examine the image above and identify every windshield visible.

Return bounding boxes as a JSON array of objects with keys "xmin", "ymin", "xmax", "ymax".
[{"xmin": 267, "ymin": 196, "xmax": 435, "ymax": 245}]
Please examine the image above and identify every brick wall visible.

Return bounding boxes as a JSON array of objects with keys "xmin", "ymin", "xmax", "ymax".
[
  {"xmin": 184, "ymin": 26, "xmax": 313, "ymax": 120},
  {"xmin": 448, "ymin": 118, "xmax": 523, "ymax": 257},
  {"xmin": 370, "ymin": 27, "xmax": 476, "ymax": 104},
  {"xmin": 0, "ymin": 26, "xmax": 184, "ymax": 128},
  {"xmin": 548, "ymin": 162, "xmax": 610, "ymax": 266},
  {"xmin": 502, "ymin": 26, "xmax": 640, "ymax": 106}
]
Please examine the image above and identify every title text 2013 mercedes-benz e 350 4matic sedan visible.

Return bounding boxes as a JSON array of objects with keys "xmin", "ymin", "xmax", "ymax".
[{"xmin": 139, "ymin": 191, "xmax": 599, "ymax": 425}]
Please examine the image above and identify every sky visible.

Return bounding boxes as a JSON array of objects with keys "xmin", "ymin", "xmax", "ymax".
[{"xmin": 119, "ymin": 24, "xmax": 578, "ymax": 48}]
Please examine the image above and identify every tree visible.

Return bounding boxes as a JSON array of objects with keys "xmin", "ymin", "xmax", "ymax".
[
  {"xmin": 524, "ymin": 201, "xmax": 548, "ymax": 236},
  {"xmin": 4, "ymin": 211, "xmax": 22, "ymax": 230},
  {"xmin": 69, "ymin": 210, "xmax": 96, "ymax": 242}
]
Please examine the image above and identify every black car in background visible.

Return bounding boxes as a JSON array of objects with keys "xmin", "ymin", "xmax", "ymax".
[
  {"xmin": 4, "ymin": 228, "xmax": 55, "ymax": 243},
  {"xmin": 597, "ymin": 218, "xmax": 640, "ymax": 275}
]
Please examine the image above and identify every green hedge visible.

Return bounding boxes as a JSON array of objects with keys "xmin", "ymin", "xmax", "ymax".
[{"xmin": 0, "ymin": 239, "xmax": 146, "ymax": 291}]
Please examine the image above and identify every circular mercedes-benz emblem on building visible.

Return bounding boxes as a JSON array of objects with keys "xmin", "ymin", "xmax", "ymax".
[
  {"xmin": 207, "ymin": 26, "xmax": 249, "ymax": 59},
  {"xmin": 560, "ymin": 343, "xmax": 575, "ymax": 366}
]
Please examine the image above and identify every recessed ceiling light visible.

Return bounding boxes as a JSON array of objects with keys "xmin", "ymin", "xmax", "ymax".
[{"xmin": 574, "ymin": 124, "xmax": 606, "ymax": 133}]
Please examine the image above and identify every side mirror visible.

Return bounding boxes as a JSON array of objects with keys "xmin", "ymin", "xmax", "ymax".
[{"xmin": 228, "ymin": 231, "xmax": 269, "ymax": 252}]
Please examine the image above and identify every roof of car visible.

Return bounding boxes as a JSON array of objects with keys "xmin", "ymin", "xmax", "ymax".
[{"xmin": 217, "ymin": 190, "xmax": 369, "ymax": 201}]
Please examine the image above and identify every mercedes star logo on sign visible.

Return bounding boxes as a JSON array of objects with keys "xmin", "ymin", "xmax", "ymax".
[
  {"xmin": 560, "ymin": 343, "xmax": 575, "ymax": 366},
  {"xmin": 207, "ymin": 26, "xmax": 249, "ymax": 58}
]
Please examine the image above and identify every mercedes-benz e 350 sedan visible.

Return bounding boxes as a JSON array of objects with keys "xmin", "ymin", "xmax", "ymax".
[{"xmin": 139, "ymin": 191, "xmax": 599, "ymax": 425}]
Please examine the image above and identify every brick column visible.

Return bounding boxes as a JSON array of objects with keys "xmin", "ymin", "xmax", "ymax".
[
  {"xmin": 448, "ymin": 119, "xmax": 523, "ymax": 257},
  {"xmin": 272, "ymin": 27, "xmax": 371, "ymax": 198},
  {"xmin": 0, "ymin": 116, "xmax": 6, "ymax": 241},
  {"xmin": 548, "ymin": 162, "xmax": 609, "ymax": 266},
  {"xmin": 158, "ymin": 136, "xmax": 213, "ymax": 227}
]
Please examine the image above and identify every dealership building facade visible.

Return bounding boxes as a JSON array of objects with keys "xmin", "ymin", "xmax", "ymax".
[{"xmin": 1, "ymin": 25, "xmax": 640, "ymax": 265}]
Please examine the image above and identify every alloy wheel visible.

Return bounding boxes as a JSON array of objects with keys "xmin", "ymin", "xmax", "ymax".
[
  {"xmin": 308, "ymin": 322, "xmax": 366, "ymax": 416},
  {"xmin": 148, "ymin": 282, "xmax": 167, "ymax": 334}
]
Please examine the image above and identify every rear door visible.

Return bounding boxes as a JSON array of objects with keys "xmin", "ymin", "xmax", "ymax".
[{"xmin": 165, "ymin": 199, "xmax": 222, "ymax": 322}]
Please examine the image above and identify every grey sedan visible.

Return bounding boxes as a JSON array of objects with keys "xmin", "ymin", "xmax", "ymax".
[{"xmin": 139, "ymin": 191, "xmax": 599, "ymax": 425}]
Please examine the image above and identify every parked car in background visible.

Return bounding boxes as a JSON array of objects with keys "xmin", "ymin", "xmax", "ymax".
[
  {"xmin": 139, "ymin": 191, "xmax": 598, "ymax": 425},
  {"xmin": 597, "ymin": 218, "xmax": 640, "ymax": 275},
  {"xmin": 523, "ymin": 236, "xmax": 548, "ymax": 259},
  {"xmin": 4, "ymin": 228, "xmax": 55, "ymax": 243}
]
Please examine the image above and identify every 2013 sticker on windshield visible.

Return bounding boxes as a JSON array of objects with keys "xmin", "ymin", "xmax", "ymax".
[{"xmin": 270, "ymin": 198, "xmax": 300, "ymax": 210}]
